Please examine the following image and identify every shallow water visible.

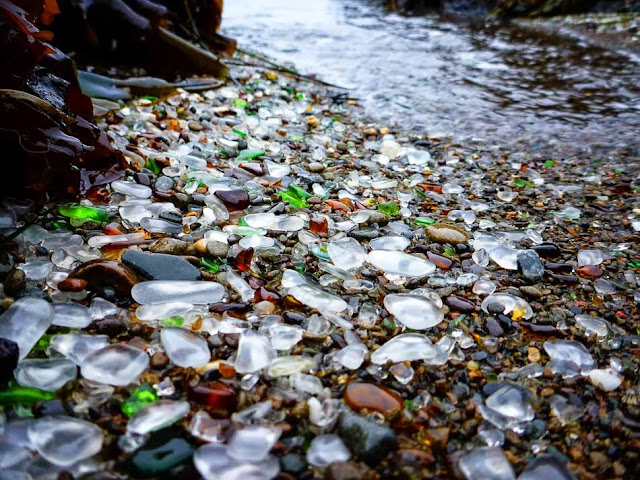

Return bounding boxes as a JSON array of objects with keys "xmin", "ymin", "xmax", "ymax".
[{"xmin": 222, "ymin": 0, "xmax": 640, "ymax": 154}]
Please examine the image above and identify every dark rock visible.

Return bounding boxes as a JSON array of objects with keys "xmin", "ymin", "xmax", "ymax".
[
  {"xmin": 326, "ymin": 461, "xmax": 370, "ymax": 480},
  {"xmin": 3, "ymin": 268, "xmax": 26, "ymax": 296},
  {"xmin": 159, "ymin": 210, "xmax": 183, "ymax": 224},
  {"xmin": 486, "ymin": 317, "xmax": 504, "ymax": 336},
  {"xmin": 121, "ymin": 250, "xmax": 201, "ymax": 281},
  {"xmin": 531, "ymin": 243, "xmax": 561, "ymax": 258},
  {"xmin": 517, "ymin": 250, "xmax": 544, "ymax": 283},
  {"xmin": 337, "ymin": 409, "xmax": 397, "ymax": 466},
  {"xmin": 0, "ymin": 337, "xmax": 19, "ymax": 384},
  {"xmin": 349, "ymin": 229, "xmax": 379, "ymax": 241},
  {"xmin": 281, "ymin": 453, "xmax": 307, "ymax": 474},
  {"xmin": 446, "ymin": 295, "xmax": 475, "ymax": 313}
]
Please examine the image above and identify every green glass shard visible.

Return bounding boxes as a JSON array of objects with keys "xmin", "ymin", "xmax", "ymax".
[
  {"xmin": 199, "ymin": 258, "xmax": 222, "ymax": 273},
  {"xmin": 377, "ymin": 202, "xmax": 400, "ymax": 216},
  {"xmin": 161, "ymin": 316, "xmax": 184, "ymax": 327},
  {"xmin": 278, "ymin": 191, "xmax": 309, "ymax": 208},
  {"xmin": 232, "ymin": 128, "xmax": 247, "ymax": 138},
  {"xmin": 514, "ymin": 179, "xmax": 527, "ymax": 188},
  {"xmin": 238, "ymin": 217, "xmax": 249, "ymax": 227},
  {"xmin": 58, "ymin": 204, "xmax": 108, "ymax": 224},
  {"xmin": 233, "ymin": 99, "xmax": 247, "ymax": 108},
  {"xmin": 415, "ymin": 217, "xmax": 436, "ymax": 226},
  {"xmin": 145, "ymin": 158, "xmax": 161, "ymax": 174},
  {"xmin": 122, "ymin": 384, "xmax": 158, "ymax": 417},
  {"xmin": 288, "ymin": 184, "xmax": 313, "ymax": 200},
  {"xmin": 238, "ymin": 149, "xmax": 265, "ymax": 160},
  {"xmin": 443, "ymin": 245, "xmax": 456, "ymax": 256},
  {"xmin": 0, "ymin": 386, "xmax": 56, "ymax": 405},
  {"xmin": 544, "ymin": 160, "xmax": 555, "ymax": 167}
]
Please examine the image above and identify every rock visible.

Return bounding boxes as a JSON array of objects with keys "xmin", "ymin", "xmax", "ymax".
[
  {"xmin": 281, "ymin": 453, "xmax": 307, "ymax": 474},
  {"xmin": 531, "ymin": 243, "xmax": 561, "ymax": 258},
  {"xmin": 426, "ymin": 224, "xmax": 469, "ymax": 245},
  {"xmin": 206, "ymin": 241, "xmax": 230, "ymax": 257},
  {"xmin": 308, "ymin": 162, "xmax": 324, "ymax": 173},
  {"xmin": 122, "ymin": 249, "xmax": 201, "ymax": 281},
  {"xmin": 68, "ymin": 260, "xmax": 139, "ymax": 297},
  {"xmin": 517, "ymin": 250, "xmax": 544, "ymax": 283},
  {"xmin": 3, "ymin": 268, "xmax": 26, "ymax": 296},
  {"xmin": 150, "ymin": 351, "xmax": 169, "ymax": 370},
  {"xmin": 150, "ymin": 238, "xmax": 196, "ymax": 256},
  {"xmin": 0, "ymin": 337, "xmax": 19, "ymax": 383},
  {"xmin": 519, "ymin": 286, "xmax": 542, "ymax": 298},
  {"xmin": 446, "ymin": 295, "xmax": 476, "ymax": 313},
  {"xmin": 326, "ymin": 461, "xmax": 370, "ymax": 480},
  {"xmin": 343, "ymin": 382, "xmax": 403, "ymax": 416},
  {"xmin": 337, "ymin": 409, "xmax": 397, "ymax": 466}
]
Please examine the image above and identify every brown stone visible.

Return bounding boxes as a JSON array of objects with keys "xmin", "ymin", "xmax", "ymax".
[
  {"xmin": 445, "ymin": 295, "xmax": 475, "ymax": 313},
  {"xmin": 214, "ymin": 189, "xmax": 250, "ymax": 211},
  {"xmin": 427, "ymin": 252, "xmax": 453, "ymax": 270},
  {"xmin": 67, "ymin": 260, "xmax": 139, "ymax": 297},
  {"xmin": 344, "ymin": 382, "xmax": 403, "ymax": 416},
  {"xmin": 3, "ymin": 268, "xmax": 26, "ymax": 296},
  {"xmin": 577, "ymin": 265, "xmax": 603, "ymax": 278},
  {"xmin": 150, "ymin": 351, "xmax": 169, "ymax": 370},
  {"xmin": 325, "ymin": 461, "xmax": 370, "ymax": 480}
]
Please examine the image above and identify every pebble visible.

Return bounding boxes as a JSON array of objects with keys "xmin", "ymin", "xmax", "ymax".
[
  {"xmin": 337, "ymin": 410, "xmax": 397, "ymax": 465},
  {"xmin": 426, "ymin": 224, "xmax": 469, "ymax": 244},
  {"xmin": 122, "ymin": 249, "xmax": 201, "ymax": 281},
  {"xmin": 343, "ymin": 382, "xmax": 403, "ymax": 415},
  {"xmin": 0, "ymin": 337, "xmax": 20, "ymax": 383}
]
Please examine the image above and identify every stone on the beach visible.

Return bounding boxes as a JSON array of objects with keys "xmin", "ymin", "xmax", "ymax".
[
  {"xmin": 0, "ymin": 297, "xmax": 53, "ymax": 359},
  {"xmin": 458, "ymin": 447, "xmax": 515, "ymax": 480},
  {"xmin": 543, "ymin": 340, "xmax": 595, "ymax": 377},
  {"xmin": 14, "ymin": 358, "xmax": 77, "ymax": 391},
  {"xmin": 27, "ymin": 416, "xmax": 103, "ymax": 467},
  {"xmin": 122, "ymin": 250, "xmax": 201, "ymax": 281},
  {"xmin": 50, "ymin": 332, "xmax": 110, "ymax": 364},
  {"xmin": 307, "ymin": 434, "xmax": 351, "ymax": 467},
  {"xmin": 337, "ymin": 410, "xmax": 397, "ymax": 466},
  {"xmin": 131, "ymin": 280, "xmax": 225, "ymax": 304},
  {"xmin": 371, "ymin": 334, "xmax": 438, "ymax": 364},
  {"xmin": 384, "ymin": 293, "xmax": 444, "ymax": 329},
  {"xmin": 288, "ymin": 284, "xmax": 348, "ymax": 313},
  {"xmin": 0, "ymin": 338, "xmax": 19, "ymax": 383},
  {"xmin": 577, "ymin": 249, "xmax": 604, "ymax": 267},
  {"xmin": 517, "ymin": 250, "xmax": 544, "ymax": 282},
  {"xmin": 194, "ymin": 443, "xmax": 280, "ymax": 480},
  {"xmin": 344, "ymin": 382, "xmax": 402, "ymax": 415},
  {"xmin": 426, "ymin": 224, "xmax": 469, "ymax": 244},
  {"xmin": 234, "ymin": 330, "xmax": 276, "ymax": 373},
  {"xmin": 161, "ymin": 327, "xmax": 210, "ymax": 368},
  {"xmin": 367, "ymin": 250, "xmax": 436, "ymax": 277},
  {"xmin": 52, "ymin": 302, "xmax": 92, "ymax": 328},
  {"xmin": 131, "ymin": 434, "xmax": 194, "ymax": 474},
  {"xmin": 81, "ymin": 344, "xmax": 149, "ymax": 386},
  {"xmin": 588, "ymin": 368, "xmax": 622, "ymax": 391},
  {"xmin": 478, "ymin": 385, "xmax": 534, "ymax": 431},
  {"xmin": 328, "ymin": 237, "xmax": 366, "ymax": 271},
  {"xmin": 127, "ymin": 400, "xmax": 190, "ymax": 435},
  {"xmin": 518, "ymin": 455, "xmax": 577, "ymax": 480},
  {"xmin": 228, "ymin": 426, "xmax": 281, "ymax": 462}
]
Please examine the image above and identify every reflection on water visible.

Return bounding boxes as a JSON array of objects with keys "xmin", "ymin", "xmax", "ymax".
[{"xmin": 222, "ymin": 0, "xmax": 640, "ymax": 154}]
